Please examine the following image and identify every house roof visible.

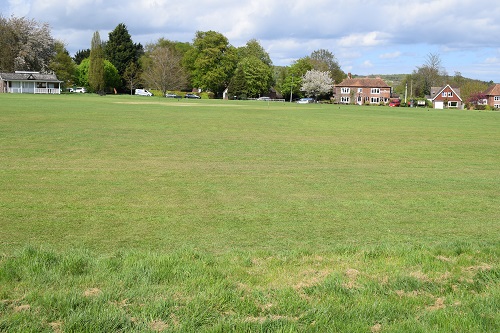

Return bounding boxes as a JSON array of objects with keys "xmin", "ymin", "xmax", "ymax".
[
  {"xmin": 0, "ymin": 71, "xmax": 61, "ymax": 82},
  {"xmin": 336, "ymin": 77, "xmax": 390, "ymax": 88},
  {"xmin": 430, "ymin": 84, "xmax": 462, "ymax": 102},
  {"xmin": 483, "ymin": 83, "xmax": 500, "ymax": 96}
]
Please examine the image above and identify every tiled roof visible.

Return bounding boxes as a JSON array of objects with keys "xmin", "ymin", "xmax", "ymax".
[
  {"xmin": 336, "ymin": 77, "xmax": 390, "ymax": 88},
  {"xmin": 0, "ymin": 72, "xmax": 60, "ymax": 82},
  {"xmin": 483, "ymin": 83, "xmax": 500, "ymax": 96},
  {"xmin": 430, "ymin": 85, "xmax": 462, "ymax": 101}
]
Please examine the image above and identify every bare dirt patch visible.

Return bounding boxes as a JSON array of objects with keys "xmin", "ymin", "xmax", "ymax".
[
  {"xmin": 49, "ymin": 321, "xmax": 63, "ymax": 333},
  {"xmin": 150, "ymin": 319, "xmax": 169, "ymax": 331},
  {"xmin": 294, "ymin": 269, "xmax": 330, "ymax": 289},
  {"xmin": 13, "ymin": 304, "xmax": 30, "ymax": 312},
  {"xmin": 343, "ymin": 268, "xmax": 360, "ymax": 289},
  {"xmin": 83, "ymin": 288, "xmax": 102, "ymax": 297},
  {"xmin": 427, "ymin": 297, "xmax": 446, "ymax": 311}
]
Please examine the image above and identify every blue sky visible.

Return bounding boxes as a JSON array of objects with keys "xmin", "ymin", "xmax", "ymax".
[{"xmin": 2, "ymin": 0, "xmax": 500, "ymax": 82}]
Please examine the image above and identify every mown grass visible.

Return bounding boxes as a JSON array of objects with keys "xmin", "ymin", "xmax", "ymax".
[{"xmin": 0, "ymin": 93, "xmax": 499, "ymax": 332}]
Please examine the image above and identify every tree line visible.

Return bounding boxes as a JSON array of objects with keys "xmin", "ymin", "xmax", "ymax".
[
  {"xmin": 0, "ymin": 16, "xmax": 344, "ymax": 99},
  {"xmin": 0, "ymin": 15, "xmax": 492, "ymax": 102}
]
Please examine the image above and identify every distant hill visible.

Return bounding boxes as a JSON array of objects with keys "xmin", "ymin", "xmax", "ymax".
[{"xmin": 353, "ymin": 74, "xmax": 407, "ymax": 88}]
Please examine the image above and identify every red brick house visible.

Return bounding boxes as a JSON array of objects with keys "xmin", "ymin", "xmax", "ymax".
[
  {"xmin": 429, "ymin": 85, "xmax": 462, "ymax": 109},
  {"xmin": 482, "ymin": 83, "xmax": 500, "ymax": 109},
  {"xmin": 333, "ymin": 75, "xmax": 391, "ymax": 105}
]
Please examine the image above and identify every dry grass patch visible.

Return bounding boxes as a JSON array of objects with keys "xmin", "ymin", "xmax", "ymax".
[{"xmin": 83, "ymin": 287, "xmax": 102, "ymax": 297}]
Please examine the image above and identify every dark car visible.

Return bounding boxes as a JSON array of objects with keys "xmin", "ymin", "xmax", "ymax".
[
  {"xmin": 166, "ymin": 93, "xmax": 182, "ymax": 98},
  {"xmin": 185, "ymin": 93, "xmax": 201, "ymax": 99}
]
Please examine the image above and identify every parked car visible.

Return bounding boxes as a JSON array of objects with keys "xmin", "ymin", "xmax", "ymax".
[
  {"xmin": 135, "ymin": 89, "xmax": 153, "ymax": 96},
  {"xmin": 257, "ymin": 96, "xmax": 271, "ymax": 101},
  {"xmin": 74, "ymin": 87, "xmax": 86, "ymax": 93},
  {"xmin": 296, "ymin": 97, "xmax": 314, "ymax": 104},
  {"xmin": 389, "ymin": 100, "xmax": 401, "ymax": 107},
  {"xmin": 185, "ymin": 93, "xmax": 201, "ymax": 99},
  {"xmin": 166, "ymin": 93, "xmax": 182, "ymax": 98}
]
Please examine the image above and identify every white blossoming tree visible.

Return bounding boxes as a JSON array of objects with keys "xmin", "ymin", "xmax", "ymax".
[{"xmin": 300, "ymin": 70, "xmax": 333, "ymax": 100}]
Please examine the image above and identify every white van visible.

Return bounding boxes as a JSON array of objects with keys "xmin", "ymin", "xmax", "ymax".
[{"xmin": 135, "ymin": 89, "xmax": 153, "ymax": 96}]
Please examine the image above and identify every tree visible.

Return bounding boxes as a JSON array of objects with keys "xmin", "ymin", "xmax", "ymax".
[
  {"xmin": 73, "ymin": 49, "xmax": 90, "ymax": 65},
  {"xmin": 237, "ymin": 39, "xmax": 272, "ymax": 67},
  {"xmin": 184, "ymin": 30, "xmax": 238, "ymax": 97},
  {"xmin": 75, "ymin": 58, "xmax": 121, "ymax": 92},
  {"xmin": 105, "ymin": 23, "xmax": 144, "ymax": 91},
  {"xmin": 123, "ymin": 62, "xmax": 142, "ymax": 95},
  {"xmin": 48, "ymin": 41, "xmax": 76, "ymax": 89},
  {"xmin": 412, "ymin": 53, "xmax": 447, "ymax": 97},
  {"xmin": 141, "ymin": 44, "xmax": 187, "ymax": 96},
  {"xmin": 461, "ymin": 79, "xmax": 489, "ymax": 107},
  {"xmin": 228, "ymin": 56, "xmax": 273, "ymax": 98},
  {"xmin": 0, "ymin": 15, "xmax": 55, "ymax": 72},
  {"xmin": 89, "ymin": 31, "xmax": 105, "ymax": 93},
  {"xmin": 467, "ymin": 91, "xmax": 487, "ymax": 109},
  {"xmin": 300, "ymin": 70, "xmax": 333, "ymax": 99},
  {"xmin": 310, "ymin": 49, "xmax": 345, "ymax": 84},
  {"xmin": 281, "ymin": 57, "xmax": 314, "ymax": 100}
]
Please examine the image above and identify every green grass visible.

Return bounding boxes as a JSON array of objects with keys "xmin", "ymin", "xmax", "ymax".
[{"xmin": 0, "ymin": 93, "xmax": 499, "ymax": 332}]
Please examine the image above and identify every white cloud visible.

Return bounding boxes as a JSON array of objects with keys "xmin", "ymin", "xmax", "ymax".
[
  {"xmin": 338, "ymin": 32, "xmax": 388, "ymax": 48},
  {"xmin": 361, "ymin": 60, "xmax": 374, "ymax": 68},
  {"xmin": 485, "ymin": 57, "xmax": 500, "ymax": 64},
  {"xmin": 1, "ymin": 0, "xmax": 500, "ymax": 81},
  {"xmin": 379, "ymin": 51, "xmax": 401, "ymax": 59}
]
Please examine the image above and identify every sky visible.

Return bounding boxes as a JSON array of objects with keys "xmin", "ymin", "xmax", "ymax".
[{"xmin": 2, "ymin": 0, "xmax": 500, "ymax": 82}]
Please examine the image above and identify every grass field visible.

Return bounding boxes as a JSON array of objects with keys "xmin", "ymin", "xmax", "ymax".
[{"xmin": 0, "ymin": 93, "xmax": 499, "ymax": 332}]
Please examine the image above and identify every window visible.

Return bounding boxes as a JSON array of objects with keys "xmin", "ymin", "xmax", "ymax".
[
  {"xmin": 442, "ymin": 92, "xmax": 447, "ymax": 97},
  {"xmin": 495, "ymin": 104, "xmax": 500, "ymax": 108},
  {"xmin": 448, "ymin": 101, "xmax": 458, "ymax": 108},
  {"xmin": 448, "ymin": 92, "xmax": 453, "ymax": 97},
  {"xmin": 494, "ymin": 96, "xmax": 500, "ymax": 101},
  {"xmin": 357, "ymin": 88, "xmax": 363, "ymax": 93},
  {"xmin": 371, "ymin": 88, "xmax": 380, "ymax": 94},
  {"xmin": 341, "ymin": 87, "xmax": 350, "ymax": 94},
  {"xmin": 340, "ymin": 96, "xmax": 350, "ymax": 103},
  {"xmin": 371, "ymin": 97, "xmax": 380, "ymax": 104}
]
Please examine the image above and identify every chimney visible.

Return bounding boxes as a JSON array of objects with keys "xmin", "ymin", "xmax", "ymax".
[{"xmin": 348, "ymin": 73, "xmax": 352, "ymax": 79}]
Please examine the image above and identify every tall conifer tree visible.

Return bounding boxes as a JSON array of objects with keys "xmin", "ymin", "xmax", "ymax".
[{"xmin": 89, "ymin": 31, "xmax": 105, "ymax": 93}]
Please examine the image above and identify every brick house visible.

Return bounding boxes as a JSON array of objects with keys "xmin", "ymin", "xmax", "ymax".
[
  {"xmin": 482, "ymin": 83, "xmax": 500, "ymax": 109},
  {"xmin": 333, "ymin": 74, "xmax": 391, "ymax": 105},
  {"xmin": 429, "ymin": 85, "xmax": 462, "ymax": 109}
]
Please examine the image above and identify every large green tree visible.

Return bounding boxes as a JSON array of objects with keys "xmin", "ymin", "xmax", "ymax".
[
  {"xmin": 48, "ymin": 41, "xmax": 76, "ymax": 89},
  {"xmin": 73, "ymin": 49, "xmax": 90, "ymax": 65},
  {"xmin": 88, "ymin": 31, "xmax": 105, "ymax": 93},
  {"xmin": 105, "ymin": 23, "xmax": 143, "ymax": 90},
  {"xmin": 281, "ymin": 57, "xmax": 314, "ymax": 101},
  {"xmin": 76, "ymin": 58, "xmax": 121, "ymax": 92},
  {"xmin": 237, "ymin": 39, "xmax": 272, "ymax": 67},
  {"xmin": 184, "ymin": 30, "xmax": 238, "ymax": 97},
  {"xmin": 228, "ymin": 56, "xmax": 272, "ymax": 98}
]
